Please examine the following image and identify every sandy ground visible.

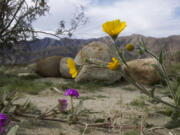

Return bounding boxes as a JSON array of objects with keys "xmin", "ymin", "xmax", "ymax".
[{"xmin": 13, "ymin": 77, "xmax": 180, "ymax": 135}]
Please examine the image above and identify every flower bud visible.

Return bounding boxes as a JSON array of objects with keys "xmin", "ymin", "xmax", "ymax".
[{"xmin": 126, "ymin": 44, "xmax": 134, "ymax": 51}]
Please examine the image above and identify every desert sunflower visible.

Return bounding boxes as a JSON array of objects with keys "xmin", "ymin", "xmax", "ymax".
[
  {"xmin": 102, "ymin": 19, "xmax": 126, "ymax": 40},
  {"xmin": 107, "ymin": 57, "xmax": 120, "ymax": 70},
  {"xmin": 67, "ymin": 58, "xmax": 78, "ymax": 78}
]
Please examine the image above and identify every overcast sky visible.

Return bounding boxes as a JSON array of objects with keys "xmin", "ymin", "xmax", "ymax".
[{"xmin": 33, "ymin": 0, "xmax": 180, "ymax": 39}]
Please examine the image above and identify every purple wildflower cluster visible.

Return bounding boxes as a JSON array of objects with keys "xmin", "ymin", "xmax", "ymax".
[
  {"xmin": 58, "ymin": 89, "xmax": 79, "ymax": 112},
  {"xmin": 0, "ymin": 113, "xmax": 10, "ymax": 134},
  {"xmin": 64, "ymin": 89, "xmax": 79, "ymax": 98},
  {"xmin": 58, "ymin": 99, "xmax": 68, "ymax": 112}
]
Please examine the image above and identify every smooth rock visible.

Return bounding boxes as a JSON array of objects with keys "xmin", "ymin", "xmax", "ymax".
[
  {"xmin": 36, "ymin": 56, "xmax": 62, "ymax": 77},
  {"xmin": 75, "ymin": 64, "xmax": 121, "ymax": 84},
  {"xmin": 74, "ymin": 41, "xmax": 121, "ymax": 84},
  {"xmin": 123, "ymin": 58, "xmax": 161, "ymax": 85},
  {"xmin": 59, "ymin": 57, "xmax": 73, "ymax": 78},
  {"xmin": 74, "ymin": 41, "xmax": 118, "ymax": 65}
]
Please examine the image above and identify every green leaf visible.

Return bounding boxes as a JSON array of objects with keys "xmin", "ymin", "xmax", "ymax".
[
  {"xmin": 137, "ymin": 49, "xmax": 144, "ymax": 55},
  {"xmin": 119, "ymin": 52, "xmax": 128, "ymax": 66},
  {"xmin": 164, "ymin": 118, "xmax": 180, "ymax": 129},
  {"xmin": 171, "ymin": 109, "xmax": 180, "ymax": 120},
  {"xmin": 175, "ymin": 85, "xmax": 180, "ymax": 105},
  {"xmin": 2, "ymin": 90, "xmax": 7, "ymax": 104},
  {"xmin": 95, "ymin": 118, "xmax": 105, "ymax": 123},
  {"xmin": 139, "ymin": 40, "xmax": 147, "ymax": 51},
  {"xmin": 7, "ymin": 125, "xmax": 19, "ymax": 135},
  {"xmin": 150, "ymin": 87, "xmax": 156, "ymax": 97},
  {"xmin": 159, "ymin": 50, "xmax": 163, "ymax": 64},
  {"xmin": 9, "ymin": 106, "xmax": 16, "ymax": 113},
  {"xmin": 177, "ymin": 76, "xmax": 180, "ymax": 84},
  {"xmin": 151, "ymin": 64, "xmax": 165, "ymax": 79}
]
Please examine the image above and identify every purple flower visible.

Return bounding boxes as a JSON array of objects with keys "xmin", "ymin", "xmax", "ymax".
[
  {"xmin": 0, "ymin": 113, "xmax": 10, "ymax": 134},
  {"xmin": 58, "ymin": 99, "xmax": 68, "ymax": 112},
  {"xmin": 64, "ymin": 89, "xmax": 79, "ymax": 98},
  {"xmin": 0, "ymin": 122, "xmax": 4, "ymax": 134}
]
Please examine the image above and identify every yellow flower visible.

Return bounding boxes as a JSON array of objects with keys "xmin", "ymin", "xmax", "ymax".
[
  {"xmin": 102, "ymin": 19, "xmax": 126, "ymax": 39},
  {"xmin": 126, "ymin": 44, "xmax": 134, "ymax": 51},
  {"xmin": 67, "ymin": 58, "xmax": 78, "ymax": 78},
  {"xmin": 107, "ymin": 57, "xmax": 120, "ymax": 70}
]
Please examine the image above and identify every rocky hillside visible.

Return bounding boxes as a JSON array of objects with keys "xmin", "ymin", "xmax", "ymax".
[
  {"xmin": 3, "ymin": 34, "xmax": 180, "ymax": 64},
  {"xmin": 116, "ymin": 34, "xmax": 180, "ymax": 60}
]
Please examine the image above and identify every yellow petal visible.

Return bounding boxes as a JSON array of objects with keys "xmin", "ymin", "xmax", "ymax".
[
  {"xmin": 102, "ymin": 19, "xmax": 126, "ymax": 39},
  {"xmin": 112, "ymin": 57, "xmax": 117, "ymax": 62},
  {"xmin": 107, "ymin": 63, "xmax": 114, "ymax": 70},
  {"xmin": 67, "ymin": 58, "xmax": 76, "ymax": 68},
  {"xmin": 107, "ymin": 57, "xmax": 120, "ymax": 70},
  {"xmin": 72, "ymin": 71, "xmax": 78, "ymax": 78},
  {"xmin": 117, "ymin": 22, "xmax": 126, "ymax": 33},
  {"xmin": 69, "ymin": 68, "xmax": 78, "ymax": 78},
  {"xmin": 67, "ymin": 58, "xmax": 78, "ymax": 78}
]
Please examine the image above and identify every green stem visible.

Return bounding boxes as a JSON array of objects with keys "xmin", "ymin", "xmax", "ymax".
[
  {"xmin": 145, "ymin": 50, "xmax": 176, "ymax": 104},
  {"xmin": 121, "ymin": 69, "xmax": 180, "ymax": 110},
  {"xmin": 37, "ymin": 105, "xmax": 58, "ymax": 119},
  {"xmin": 112, "ymin": 38, "xmax": 180, "ymax": 110},
  {"xmin": 113, "ymin": 39, "xmax": 128, "ymax": 68},
  {"xmin": 71, "ymin": 96, "xmax": 74, "ymax": 118}
]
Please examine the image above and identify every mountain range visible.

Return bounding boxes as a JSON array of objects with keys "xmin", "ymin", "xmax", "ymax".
[{"xmin": 3, "ymin": 34, "xmax": 180, "ymax": 64}]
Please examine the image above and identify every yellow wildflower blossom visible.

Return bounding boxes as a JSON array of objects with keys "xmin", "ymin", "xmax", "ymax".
[
  {"xmin": 107, "ymin": 57, "xmax": 120, "ymax": 70},
  {"xmin": 67, "ymin": 58, "xmax": 78, "ymax": 78},
  {"xmin": 126, "ymin": 44, "xmax": 134, "ymax": 51},
  {"xmin": 102, "ymin": 19, "xmax": 126, "ymax": 40}
]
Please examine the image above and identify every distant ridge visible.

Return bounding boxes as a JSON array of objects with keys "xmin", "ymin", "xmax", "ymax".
[{"xmin": 3, "ymin": 34, "xmax": 180, "ymax": 64}]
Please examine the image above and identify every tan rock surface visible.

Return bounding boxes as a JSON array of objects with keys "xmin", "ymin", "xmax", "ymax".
[
  {"xmin": 74, "ymin": 41, "xmax": 121, "ymax": 84},
  {"xmin": 36, "ymin": 56, "xmax": 62, "ymax": 77},
  {"xmin": 123, "ymin": 58, "xmax": 161, "ymax": 85},
  {"xmin": 59, "ymin": 57, "xmax": 73, "ymax": 78},
  {"xmin": 74, "ymin": 41, "xmax": 118, "ymax": 65}
]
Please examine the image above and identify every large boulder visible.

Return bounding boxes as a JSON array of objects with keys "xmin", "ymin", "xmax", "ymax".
[
  {"xmin": 75, "ymin": 64, "xmax": 121, "ymax": 84},
  {"xmin": 74, "ymin": 41, "xmax": 117, "ymax": 65},
  {"xmin": 123, "ymin": 58, "xmax": 161, "ymax": 85},
  {"xmin": 59, "ymin": 57, "xmax": 73, "ymax": 78},
  {"xmin": 36, "ymin": 56, "xmax": 62, "ymax": 77},
  {"xmin": 74, "ymin": 41, "xmax": 121, "ymax": 84}
]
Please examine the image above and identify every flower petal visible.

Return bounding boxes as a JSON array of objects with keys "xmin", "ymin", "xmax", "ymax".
[
  {"xmin": 107, "ymin": 57, "xmax": 120, "ymax": 70},
  {"xmin": 67, "ymin": 58, "xmax": 78, "ymax": 78},
  {"xmin": 102, "ymin": 19, "xmax": 126, "ymax": 39}
]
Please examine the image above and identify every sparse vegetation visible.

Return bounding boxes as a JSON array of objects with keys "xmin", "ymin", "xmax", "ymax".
[
  {"xmin": 0, "ymin": 72, "xmax": 53, "ymax": 94},
  {"xmin": 78, "ymin": 96, "xmax": 95, "ymax": 101},
  {"xmin": 157, "ymin": 106, "xmax": 174, "ymax": 117},
  {"xmin": 123, "ymin": 130, "xmax": 139, "ymax": 135},
  {"xmin": 79, "ymin": 127, "xmax": 93, "ymax": 134},
  {"xmin": 130, "ymin": 96, "xmax": 147, "ymax": 108},
  {"xmin": 56, "ymin": 80, "xmax": 105, "ymax": 92},
  {"xmin": 95, "ymin": 95, "xmax": 108, "ymax": 99},
  {"xmin": 122, "ymin": 86, "xmax": 138, "ymax": 91}
]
